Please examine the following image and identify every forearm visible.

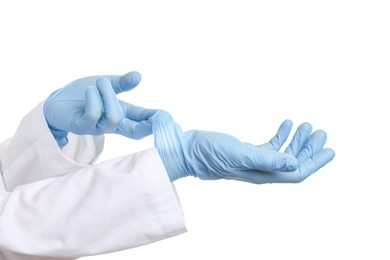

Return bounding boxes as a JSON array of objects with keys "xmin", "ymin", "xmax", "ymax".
[{"xmin": 0, "ymin": 148, "xmax": 186, "ymax": 259}]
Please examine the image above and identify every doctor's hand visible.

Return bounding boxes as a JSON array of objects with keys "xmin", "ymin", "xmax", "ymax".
[
  {"xmin": 44, "ymin": 71, "xmax": 158, "ymax": 148},
  {"xmin": 152, "ymin": 111, "xmax": 335, "ymax": 183},
  {"xmin": 253, "ymin": 120, "xmax": 336, "ymax": 183}
]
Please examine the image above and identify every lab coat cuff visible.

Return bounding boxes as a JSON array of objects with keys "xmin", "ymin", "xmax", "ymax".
[
  {"xmin": 0, "ymin": 102, "xmax": 104, "ymax": 190},
  {"xmin": 33, "ymin": 101, "xmax": 105, "ymax": 167},
  {"xmin": 146, "ymin": 148, "xmax": 187, "ymax": 238}
]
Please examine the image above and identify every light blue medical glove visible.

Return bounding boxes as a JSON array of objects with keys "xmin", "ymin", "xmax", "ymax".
[
  {"xmin": 152, "ymin": 111, "xmax": 335, "ymax": 183},
  {"xmin": 44, "ymin": 71, "xmax": 158, "ymax": 148},
  {"xmin": 254, "ymin": 121, "xmax": 336, "ymax": 183}
]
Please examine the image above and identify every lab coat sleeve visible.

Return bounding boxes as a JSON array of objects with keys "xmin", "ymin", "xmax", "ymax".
[
  {"xmin": 0, "ymin": 148, "xmax": 186, "ymax": 259},
  {"xmin": 0, "ymin": 102, "xmax": 105, "ymax": 191}
]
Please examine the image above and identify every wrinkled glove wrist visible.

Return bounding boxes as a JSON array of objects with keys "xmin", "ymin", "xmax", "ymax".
[{"xmin": 152, "ymin": 111, "xmax": 192, "ymax": 181}]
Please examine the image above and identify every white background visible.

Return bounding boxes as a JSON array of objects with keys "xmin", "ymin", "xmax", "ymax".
[{"xmin": 1, "ymin": 0, "xmax": 389, "ymax": 259}]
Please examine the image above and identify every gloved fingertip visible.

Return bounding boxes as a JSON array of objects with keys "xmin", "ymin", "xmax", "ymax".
[
  {"xmin": 96, "ymin": 76, "xmax": 111, "ymax": 90},
  {"xmin": 286, "ymin": 155, "xmax": 299, "ymax": 171},
  {"xmin": 300, "ymin": 122, "xmax": 313, "ymax": 134},
  {"xmin": 278, "ymin": 119, "xmax": 293, "ymax": 135},
  {"xmin": 324, "ymin": 148, "xmax": 336, "ymax": 160},
  {"xmin": 120, "ymin": 71, "xmax": 142, "ymax": 91},
  {"xmin": 86, "ymin": 85, "xmax": 97, "ymax": 94},
  {"xmin": 130, "ymin": 71, "xmax": 141, "ymax": 84},
  {"xmin": 282, "ymin": 119, "xmax": 293, "ymax": 127}
]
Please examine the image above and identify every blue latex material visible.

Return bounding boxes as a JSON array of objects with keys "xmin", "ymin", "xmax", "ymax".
[
  {"xmin": 152, "ymin": 111, "xmax": 335, "ymax": 183},
  {"xmin": 44, "ymin": 71, "xmax": 158, "ymax": 148}
]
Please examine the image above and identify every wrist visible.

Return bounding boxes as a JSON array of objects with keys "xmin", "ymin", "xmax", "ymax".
[
  {"xmin": 154, "ymin": 131, "xmax": 189, "ymax": 182},
  {"xmin": 43, "ymin": 92, "xmax": 69, "ymax": 148},
  {"xmin": 48, "ymin": 126, "xmax": 69, "ymax": 149},
  {"xmin": 152, "ymin": 111, "xmax": 192, "ymax": 181}
]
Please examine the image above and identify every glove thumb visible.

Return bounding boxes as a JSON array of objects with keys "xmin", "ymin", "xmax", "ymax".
[
  {"xmin": 246, "ymin": 148, "xmax": 299, "ymax": 172},
  {"xmin": 105, "ymin": 71, "xmax": 142, "ymax": 94}
]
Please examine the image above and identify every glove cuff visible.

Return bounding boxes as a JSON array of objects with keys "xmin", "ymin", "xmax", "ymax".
[{"xmin": 152, "ymin": 111, "xmax": 192, "ymax": 181}]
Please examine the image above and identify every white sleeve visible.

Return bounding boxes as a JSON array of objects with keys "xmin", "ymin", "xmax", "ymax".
[
  {"xmin": 0, "ymin": 148, "xmax": 186, "ymax": 260},
  {"xmin": 0, "ymin": 103, "xmax": 187, "ymax": 259},
  {"xmin": 0, "ymin": 102, "xmax": 105, "ymax": 191}
]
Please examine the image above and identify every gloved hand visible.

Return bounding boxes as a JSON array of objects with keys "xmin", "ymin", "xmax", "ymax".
[
  {"xmin": 152, "ymin": 111, "xmax": 335, "ymax": 183},
  {"xmin": 255, "ymin": 120, "xmax": 336, "ymax": 183},
  {"xmin": 44, "ymin": 71, "xmax": 158, "ymax": 148}
]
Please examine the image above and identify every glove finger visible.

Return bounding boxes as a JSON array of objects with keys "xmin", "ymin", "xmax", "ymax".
[
  {"xmin": 296, "ymin": 148, "xmax": 336, "ymax": 182},
  {"xmin": 120, "ymin": 101, "xmax": 159, "ymax": 121},
  {"xmin": 268, "ymin": 119, "xmax": 293, "ymax": 151},
  {"xmin": 73, "ymin": 86, "xmax": 102, "ymax": 133},
  {"xmin": 105, "ymin": 71, "xmax": 142, "ymax": 94},
  {"xmin": 95, "ymin": 77, "xmax": 124, "ymax": 130},
  {"xmin": 227, "ymin": 147, "xmax": 335, "ymax": 184},
  {"xmin": 297, "ymin": 130, "xmax": 327, "ymax": 162},
  {"xmin": 245, "ymin": 148, "xmax": 299, "ymax": 172},
  {"xmin": 116, "ymin": 118, "xmax": 153, "ymax": 139},
  {"xmin": 284, "ymin": 122, "xmax": 313, "ymax": 156}
]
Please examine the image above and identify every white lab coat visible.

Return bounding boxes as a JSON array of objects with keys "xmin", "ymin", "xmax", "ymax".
[{"xmin": 0, "ymin": 103, "xmax": 186, "ymax": 259}]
